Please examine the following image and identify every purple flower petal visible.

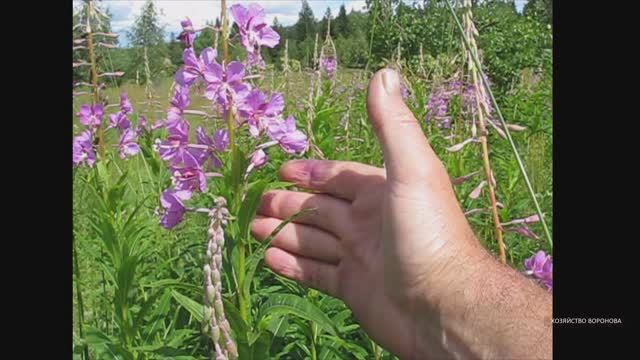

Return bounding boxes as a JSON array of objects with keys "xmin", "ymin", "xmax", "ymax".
[
  {"xmin": 279, "ymin": 130, "xmax": 308, "ymax": 154},
  {"xmin": 200, "ymin": 47, "xmax": 218, "ymax": 67},
  {"xmin": 258, "ymin": 26, "xmax": 280, "ymax": 48},
  {"xmin": 120, "ymin": 92, "xmax": 133, "ymax": 114},
  {"xmin": 159, "ymin": 189, "xmax": 192, "ymax": 229},
  {"xmin": 523, "ymin": 250, "xmax": 552, "ymax": 290},
  {"xmin": 264, "ymin": 92, "xmax": 284, "ymax": 116},
  {"xmin": 183, "ymin": 48, "xmax": 200, "ymax": 68},
  {"xmin": 250, "ymin": 149, "xmax": 268, "ymax": 169},
  {"xmin": 118, "ymin": 129, "xmax": 140, "ymax": 159},
  {"xmin": 72, "ymin": 130, "xmax": 96, "ymax": 167},
  {"xmin": 226, "ymin": 61, "xmax": 245, "ymax": 83}
]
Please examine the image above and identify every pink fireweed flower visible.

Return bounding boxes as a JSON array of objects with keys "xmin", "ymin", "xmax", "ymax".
[
  {"xmin": 77, "ymin": 103, "xmax": 104, "ymax": 128},
  {"xmin": 425, "ymin": 87, "xmax": 452, "ymax": 128},
  {"xmin": 159, "ymin": 189, "xmax": 192, "ymax": 229},
  {"xmin": 320, "ymin": 56, "xmax": 337, "ymax": 77},
  {"xmin": 118, "ymin": 129, "xmax": 140, "ymax": 159},
  {"xmin": 176, "ymin": 47, "xmax": 218, "ymax": 86},
  {"xmin": 195, "ymin": 127, "xmax": 228, "ymax": 169},
  {"xmin": 250, "ymin": 149, "xmax": 268, "ymax": 168},
  {"xmin": 157, "ymin": 119, "xmax": 190, "ymax": 163},
  {"xmin": 280, "ymin": 130, "xmax": 308, "ymax": 154},
  {"xmin": 238, "ymin": 89, "xmax": 284, "ymax": 137},
  {"xmin": 196, "ymin": 127, "xmax": 228, "ymax": 152},
  {"xmin": 245, "ymin": 149, "xmax": 268, "ymax": 175},
  {"xmin": 230, "ymin": 3, "xmax": 280, "ymax": 68},
  {"xmin": 524, "ymin": 250, "xmax": 553, "ymax": 290},
  {"xmin": 119, "ymin": 92, "xmax": 133, "ymax": 114},
  {"xmin": 203, "ymin": 61, "xmax": 250, "ymax": 108},
  {"xmin": 177, "ymin": 17, "xmax": 195, "ymax": 48},
  {"xmin": 167, "ymin": 84, "xmax": 191, "ymax": 122},
  {"xmin": 72, "ymin": 130, "xmax": 96, "ymax": 167},
  {"xmin": 171, "ymin": 151, "xmax": 207, "ymax": 193},
  {"xmin": 266, "ymin": 115, "xmax": 308, "ymax": 154},
  {"xmin": 109, "ymin": 111, "xmax": 131, "ymax": 131},
  {"xmin": 136, "ymin": 115, "xmax": 148, "ymax": 136}
]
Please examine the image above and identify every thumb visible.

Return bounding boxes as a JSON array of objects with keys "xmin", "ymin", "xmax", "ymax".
[{"xmin": 367, "ymin": 68, "xmax": 445, "ymax": 185}]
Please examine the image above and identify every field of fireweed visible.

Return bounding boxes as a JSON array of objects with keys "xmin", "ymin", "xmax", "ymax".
[{"xmin": 72, "ymin": 1, "xmax": 552, "ymax": 359}]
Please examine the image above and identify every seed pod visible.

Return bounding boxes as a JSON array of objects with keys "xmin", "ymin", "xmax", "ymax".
[
  {"xmin": 506, "ymin": 124, "xmax": 527, "ymax": 131},
  {"xmin": 447, "ymin": 138, "xmax": 478, "ymax": 152},
  {"xmin": 469, "ymin": 180, "xmax": 487, "ymax": 199}
]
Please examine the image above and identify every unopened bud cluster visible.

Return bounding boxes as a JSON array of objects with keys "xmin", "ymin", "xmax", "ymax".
[{"xmin": 203, "ymin": 197, "xmax": 237, "ymax": 360}]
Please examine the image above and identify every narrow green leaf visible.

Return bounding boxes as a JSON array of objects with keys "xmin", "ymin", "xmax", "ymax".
[
  {"xmin": 249, "ymin": 331, "xmax": 271, "ymax": 359},
  {"xmin": 84, "ymin": 327, "xmax": 113, "ymax": 345},
  {"xmin": 258, "ymin": 294, "xmax": 339, "ymax": 337},
  {"xmin": 238, "ymin": 180, "xmax": 268, "ymax": 244},
  {"xmin": 244, "ymin": 208, "xmax": 316, "ymax": 304},
  {"xmin": 171, "ymin": 290, "xmax": 203, "ymax": 322}
]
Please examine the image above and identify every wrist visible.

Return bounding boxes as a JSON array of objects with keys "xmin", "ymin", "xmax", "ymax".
[
  {"xmin": 410, "ymin": 240, "xmax": 494, "ymax": 359},
  {"xmin": 413, "ymin": 242, "xmax": 552, "ymax": 360}
]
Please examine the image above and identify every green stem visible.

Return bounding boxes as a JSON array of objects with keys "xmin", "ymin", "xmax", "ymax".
[
  {"xmin": 311, "ymin": 322, "xmax": 318, "ymax": 360},
  {"xmin": 220, "ymin": 0, "xmax": 248, "ymax": 327},
  {"xmin": 238, "ymin": 244, "xmax": 248, "ymax": 323},
  {"xmin": 73, "ymin": 237, "xmax": 90, "ymax": 360},
  {"xmin": 365, "ymin": 0, "xmax": 379, "ymax": 74},
  {"xmin": 86, "ymin": 0, "xmax": 104, "ymax": 159},
  {"xmin": 445, "ymin": 0, "xmax": 553, "ymax": 247}
]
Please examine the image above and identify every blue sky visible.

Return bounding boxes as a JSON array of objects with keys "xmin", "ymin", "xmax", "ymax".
[{"xmin": 73, "ymin": 0, "xmax": 529, "ymax": 48}]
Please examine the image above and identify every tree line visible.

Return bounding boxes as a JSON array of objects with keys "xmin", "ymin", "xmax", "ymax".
[{"xmin": 73, "ymin": 0, "xmax": 552, "ymax": 90}]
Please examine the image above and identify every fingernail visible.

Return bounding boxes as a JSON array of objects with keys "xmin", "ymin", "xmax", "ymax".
[{"xmin": 381, "ymin": 69, "xmax": 400, "ymax": 95}]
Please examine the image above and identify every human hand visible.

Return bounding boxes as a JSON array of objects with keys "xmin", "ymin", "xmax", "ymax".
[{"xmin": 252, "ymin": 69, "xmax": 551, "ymax": 359}]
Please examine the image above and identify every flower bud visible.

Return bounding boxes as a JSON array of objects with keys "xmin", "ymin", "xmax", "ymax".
[
  {"xmin": 210, "ymin": 324, "xmax": 220, "ymax": 342},
  {"xmin": 204, "ymin": 305, "xmax": 213, "ymax": 322},
  {"xmin": 206, "ymin": 285, "xmax": 216, "ymax": 303},
  {"xmin": 226, "ymin": 340, "xmax": 238, "ymax": 359},
  {"xmin": 212, "ymin": 269, "xmax": 221, "ymax": 283},
  {"xmin": 214, "ymin": 299, "xmax": 224, "ymax": 317}
]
